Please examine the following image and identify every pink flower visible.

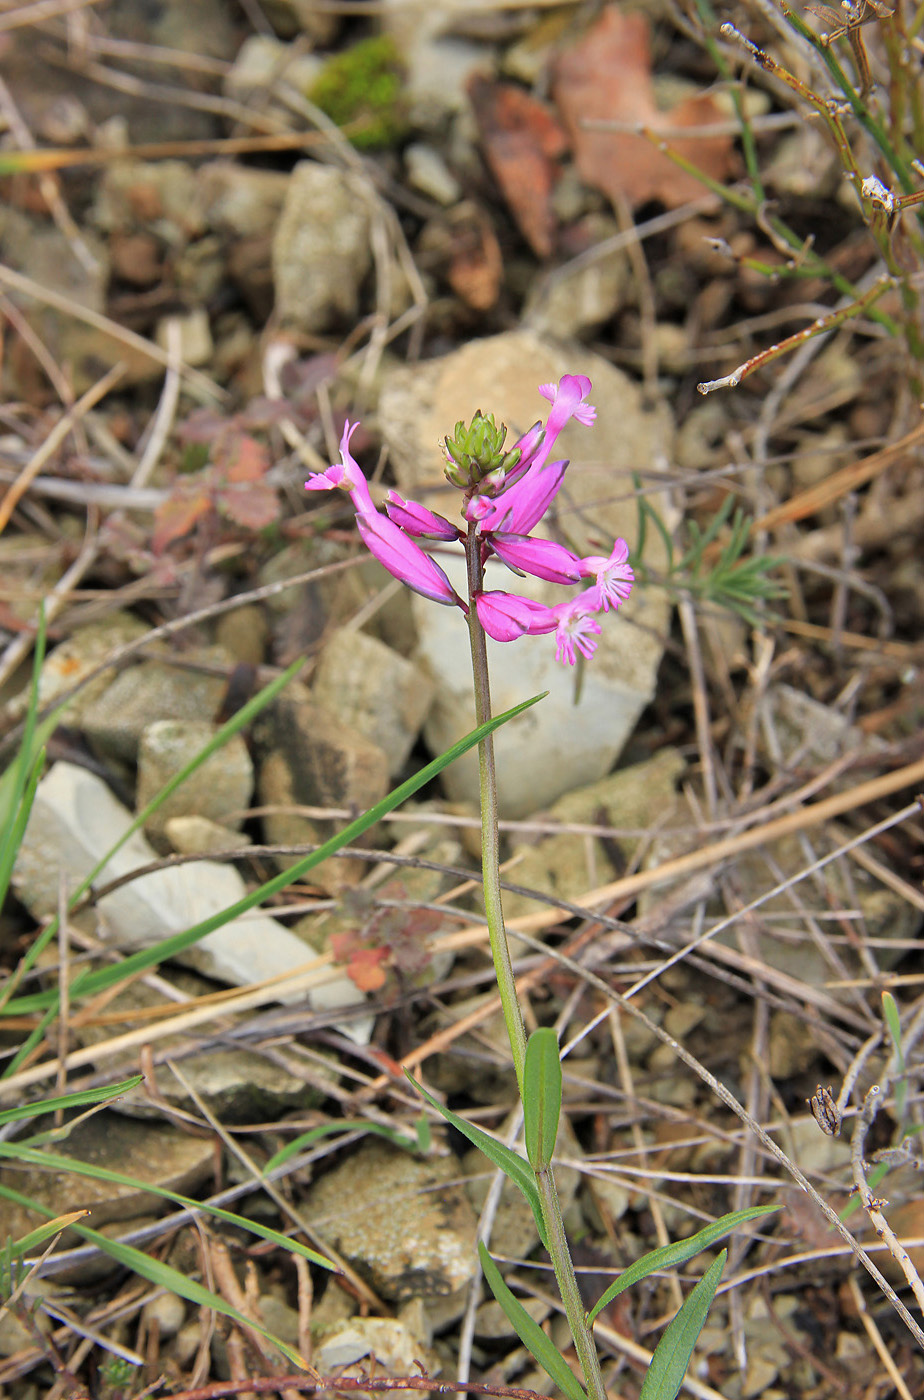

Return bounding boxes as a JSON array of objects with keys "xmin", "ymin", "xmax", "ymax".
[
  {"xmin": 548, "ymin": 593, "xmax": 604, "ymax": 666},
  {"xmin": 539, "ymin": 374, "xmax": 596, "ymax": 430},
  {"xmin": 580, "ymin": 538, "xmax": 634, "ymax": 610},
  {"xmin": 474, "ymin": 591, "xmax": 558, "ymax": 642},
  {"xmin": 469, "ymin": 458, "xmax": 568, "ymax": 536},
  {"xmin": 304, "ymin": 375, "xmax": 633, "ymax": 666},
  {"xmin": 488, "ymin": 532, "xmax": 583, "ymax": 584},
  {"xmin": 385, "ymin": 491, "xmax": 460, "ymax": 541},
  {"xmin": 355, "ymin": 512, "xmax": 461, "ymax": 606},
  {"xmin": 305, "ymin": 421, "xmax": 375, "ymax": 516}
]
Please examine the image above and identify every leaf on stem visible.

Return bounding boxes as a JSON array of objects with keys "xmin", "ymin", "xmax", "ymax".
[{"xmin": 478, "ymin": 1242, "xmax": 588, "ymax": 1400}]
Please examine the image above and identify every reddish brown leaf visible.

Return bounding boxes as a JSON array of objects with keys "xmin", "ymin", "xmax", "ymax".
[
  {"xmin": 151, "ymin": 488, "xmax": 211, "ymax": 553},
  {"xmin": 446, "ymin": 205, "xmax": 504, "ymax": 311},
  {"xmin": 469, "ymin": 75, "xmax": 566, "ymax": 258},
  {"xmin": 345, "ymin": 946, "xmax": 390, "ymax": 993},
  {"xmin": 553, "ymin": 6, "xmax": 735, "ymax": 211},
  {"xmin": 219, "ymin": 432, "xmax": 270, "ymax": 482},
  {"xmin": 216, "ymin": 479, "xmax": 280, "ymax": 531}
]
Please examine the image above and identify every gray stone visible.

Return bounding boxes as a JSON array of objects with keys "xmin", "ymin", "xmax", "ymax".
[
  {"xmin": 202, "ymin": 161, "xmax": 290, "ymax": 242},
  {"xmin": 223, "ymin": 36, "xmax": 322, "ymax": 112},
  {"xmin": 503, "ymin": 749, "xmax": 685, "ymax": 918},
  {"xmin": 464, "ymin": 1113, "xmax": 582, "ymax": 1263},
  {"xmin": 13, "ymin": 762, "xmax": 329, "ymax": 1002},
  {"xmin": 524, "ymin": 219, "xmax": 630, "ymax": 337},
  {"xmin": 255, "ymin": 695, "xmax": 389, "ymax": 892},
  {"xmin": 155, "ymin": 308, "xmax": 212, "ymax": 366},
  {"xmin": 311, "ymin": 629, "xmax": 434, "ymax": 777},
  {"xmin": 405, "ymin": 143, "xmax": 462, "ymax": 205},
  {"xmin": 315, "ymin": 1316, "xmax": 440, "ymax": 1377},
  {"xmin": 1, "ymin": 609, "xmax": 147, "ymax": 726},
  {"xmin": 304, "ymin": 1142, "xmax": 478, "ymax": 1300},
  {"xmin": 81, "ymin": 657, "xmax": 228, "ymax": 763},
  {"xmin": 214, "ymin": 604, "xmax": 268, "ymax": 667},
  {"xmin": 93, "ymin": 160, "xmax": 207, "ymax": 243},
  {"xmin": 142, "ymin": 1292, "xmax": 186, "ymax": 1340},
  {"xmin": 377, "ymin": 330, "xmax": 675, "ymax": 818},
  {"xmin": 164, "ymin": 815, "xmax": 253, "ymax": 856},
  {"xmin": 762, "ymin": 683, "xmax": 886, "ymax": 768},
  {"xmin": 272, "ymin": 163, "xmax": 373, "ymax": 333},
  {"xmin": 137, "ymin": 718, "xmax": 253, "ymax": 840},
  {"xmin": 0, "ymin": 209, "xmax": 114, "ymax": 394}
]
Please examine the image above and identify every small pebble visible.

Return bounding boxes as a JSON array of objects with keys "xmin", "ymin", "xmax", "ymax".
[{"xmin": 142, "ymin": 1291, "xmax": 186, "ymax": 1339}]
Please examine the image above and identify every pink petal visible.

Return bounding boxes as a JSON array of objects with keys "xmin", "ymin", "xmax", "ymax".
[
  {"xmin": 385, "ymin": 491, "xmax": 460, "ymax": 540},
  {"xmin": 475, "ymin": 458, "xmax": 567, "ymax": 535},
  {"xmin": 356, "ymin": 512, "xmax": 460, "ymax": 606},
  {"xmin": 305, "ymin": 421, "xmax": 375, "ymax": 516},
  {"xmin": 488, "ymin": 532, "xmax": 582, "ymax": 584},
  {"xmin": 580, "ymin": 538, "xmax": 634, "ymax": 611},
  {"xmin": 474, "ymin": 590, "xmax": 558, "ymax": 641}
]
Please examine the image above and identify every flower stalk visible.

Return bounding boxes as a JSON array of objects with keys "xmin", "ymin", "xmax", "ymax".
[{"xmin": 305, "ymin": 375, "xmax": 632, "ymax": 1400}]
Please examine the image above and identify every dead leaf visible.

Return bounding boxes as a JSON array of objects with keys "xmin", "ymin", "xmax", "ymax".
[
  {"xmin": 445, "ymin": 204, "xmax": 504, "ymax": 311},
  {"xmin": 553, "ymin": 6, "xmax": 735, "ymax": 210},
  {"xmin": 218, "ymin": 432, "xmax": 270, "ymax": 483},
  {"xmin": 217, "ymin": 478, "xmax": 280, "ymax": 531},
  {"xmin": 151, "ymin": 487, "xmax": 211, "ymax": 554},
  {"xmin": 468, "ymin": 75, "xmax": 566, "ymax": 258}
]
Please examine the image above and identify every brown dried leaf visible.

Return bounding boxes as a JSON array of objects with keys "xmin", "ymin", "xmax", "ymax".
[
  {"xmin": 553, "ymin": 6, "xmax": 735, "ymax": 211},
  {"xmin": 469, "ymin": 75, "xmax": 567, "ymax": 257},
  {"xmin": 151, "ymin": 488, "xmax": 211, "ymax": 554},
  {"xmin": 216, "ymin": 478, "xmax": 280, "ymax": 531},
  {"xmin": 446, "ymin": 205, "xmax": 504, "ymax": 311}
]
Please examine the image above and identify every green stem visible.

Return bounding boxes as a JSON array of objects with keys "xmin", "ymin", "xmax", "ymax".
[
  {"xmin": 464, "ymin": 532, "xmax": 527, "ymax": 1096},
  {"xmin": 535, "ymin": 1166, "xmax": 607, "ymax": 1400},
  {"xmin": 462, "ymin": 533, "xmax": 606, "ymax": 1400}
]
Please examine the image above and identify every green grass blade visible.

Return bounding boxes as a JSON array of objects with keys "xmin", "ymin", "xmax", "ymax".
[
  {"xmin": 3, "ymin": 691, "xmax": 544, "ymax": 1020},
  {"xmin": 478, "ymin": 1242, "xmax": 587, "ymax": 1400},
  {"xmin": 263, "ymin": 1119, "xmax": 418, "ymax": 1173},
  {"xmin": 408, "ymin": 1074, "xmax": 549, "ymax": 1251},
  {"xmin": 0, "ymin": 1182, "xmax": 309, "ymax": 1370},
  {"xmin": 638, "ymin": 1250, "xmax": 726, "ymax": 1400},
  {"xmin": 0, "ymin": 1076, "xmax": 143, "ymax": 1128},
  {"xmin": 586, "ymin": 1206, "xmax": 778, "ymax": 1326},
  {"xmin": 0, "ymin": 748, "xmax": 44, "ymax": 917},
  {"xmin": 0, "ymin": 1140, "xmax": 335, "ymax": 1270},
  {"xmin": 9, "ymin": 1211, "xmax": 90, "ymax": 1258},
  {"xmin": 523, "ymin": 1027, "xmax": 561, "ymax": 1173}
]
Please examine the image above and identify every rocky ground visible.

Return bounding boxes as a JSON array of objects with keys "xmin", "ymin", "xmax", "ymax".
[{"xmin": 0, "ymin": 2, "xmax": 923, "ymax": 1398}]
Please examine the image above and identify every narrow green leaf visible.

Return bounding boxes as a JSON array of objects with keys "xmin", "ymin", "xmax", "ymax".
[
  {"xmin": 638, "ymin": 1250, "xmax": 726, "ymax": 1400},
  {"xmin": 882, "ymin": 991, "xmax": 902, "ymax": 1057},
  {"xmin": 3, "ymin": 691, "xmax": 545, "ymax": 1019},
  {"xmin": 0, "ymin": 1182, "xmax": 309, "ymax": 1371},
  {"xmin": 523, "ymin": 1028, "xmax": 561, "ymax": 1173},
  {"xmin": 264, "ymin": 1119, "xmax": 417, "ymax": 1173},
  {"xmin": 586, "ymin": 1206, "xmax": 778, "ymax": 1326},
  {"xmin": 0, "ymin": 1076, "xmax": 143, "ymax": 1128},
  {"xmin": 479, "ymin": 1243, "xmax": 587, "ymax": 1400},
  {"xmin": 0, "ymin": 1141, "xmax": 335, "ymax": 1270},
  {"xmin": 407, "ymin": 1075, "xmax": 549, "ymax": 1251},
  {"xmin": 10, "ymin": 1211, "xmax": 90, "ymax": 1257}
]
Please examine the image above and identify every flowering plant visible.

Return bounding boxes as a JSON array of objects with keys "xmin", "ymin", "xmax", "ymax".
[
  {"xmin": 306, "ymin": 377, "xmax": 637, "ymax": 1396},
  {"xmin": 306, "ymin": 375, "xmax": 634, "ymax": 665}
]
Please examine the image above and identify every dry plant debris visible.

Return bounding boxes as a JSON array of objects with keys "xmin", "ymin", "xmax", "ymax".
[{"xmin": 0, "ymin": 0, "xmax": 921, "ymax": 1397}]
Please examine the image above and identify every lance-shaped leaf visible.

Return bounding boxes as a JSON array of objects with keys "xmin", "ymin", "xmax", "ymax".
[
  {"xmin": 638, "ymin": 1249, "xmax": 726, "ymax": 1400},
  {"xmin": 523, "ymin": 1027, "xmax": 561, "ymax": 1173},
  {"xmin": 479, "ymin": 1242, "xmax": 587, "ymax": 1400},
  {"xmin": 408, "ymin": 1074, "xmax": 548, "ymax": 1251}
]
